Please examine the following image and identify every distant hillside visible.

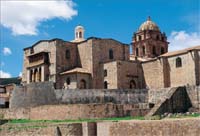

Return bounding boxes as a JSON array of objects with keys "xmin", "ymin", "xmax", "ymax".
[{"xmin": 0, "ymin": 77, "xmax": 21, "ymax": 85}]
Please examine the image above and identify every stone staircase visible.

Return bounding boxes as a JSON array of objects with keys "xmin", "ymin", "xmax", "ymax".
[{"xmin": 146, "ymin": 87, "xmax": 181, "ymax": 117}]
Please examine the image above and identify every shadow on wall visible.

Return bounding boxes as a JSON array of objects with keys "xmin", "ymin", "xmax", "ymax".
[{"xmin": 150, "ymin": 86, "xmax": 192, "ymax": 116}]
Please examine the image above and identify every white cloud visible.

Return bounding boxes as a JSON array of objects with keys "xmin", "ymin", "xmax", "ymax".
[
  {"xmin": 168, "ymin": 31, "xmax": 200, "ymax": 51},
  {"xmin": 0, "ymin": 70, "xmax": 11, "ymax": 78},
  {"xmin": 3, "ymin": 47, "xmax": 12, "ymax": 56},
  {"xmin": 19, "ymin": 72, "xmax": 22, "ymax": 77},
  {"xmin": 1, "ymin": 0, "xmax": 77, "ymax": 35}
]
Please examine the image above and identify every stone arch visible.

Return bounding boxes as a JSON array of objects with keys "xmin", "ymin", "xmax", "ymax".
[
  {"xmin": 176, "ymin": 57, "xmax": 182, "ymax": 68},
  {"xmin": 104, "ymin": 81, "xmax": 108, "ymax": 89}
]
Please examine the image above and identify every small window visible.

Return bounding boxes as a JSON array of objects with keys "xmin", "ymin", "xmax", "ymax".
[
  {"xmin": 136, "ymin": 48, "xmax": 139, "ymax": 56},
  {"xmin": 130, "ymin": 80, "xmax": 136, "ymax": 89},
  {"xmin": 104, "ymin": 81, "xmax": 108, "ymax": 89},
  {"xmin": 138, "ymin": 35, "xmax": 142, "ymax": 41},
  {"xmin": 80, "ymin": 79, "xmax": 86, "ymax": 89},
  {"xmin": 109, "ymin": 49, "xmax": 114, "ymax": 59},
  {"xmin": 30, "ymin": 48, "xmax": 34, "ymax": 54},
  {"xmin": 66, "ymin": 77, "xmax": 71, "ymax": 85},
  {"xmin": 79, "ymin": 32, "xmax": 82, "ymax": 38},
  {"xmin": 176, "ymin": 57, "xmax": 182, "ymax": 68},
  {"xmin": 153, "ymin": 46, "xmax": 156, "ymax": 55},
  {"xmin": 161, "ymin": 37, "xmax": 164, "ymax": 41},
  {"xmin": 161, "ymin": 47, "xmax": 165, "ymax": 54},
  {"xmin": 156, "ymin": 35, "xmax": 160, "ymax": 40},
  {"xmin": 142, "ymin": 46, "xmax": 145, "ymax": 55},
  {"xmin": 66, "ymin": 50, "xmax": 70, "ymax": 59},
  {"xmin": 104, "ymin": 69, "xmax": 107, "ymax": 77}
]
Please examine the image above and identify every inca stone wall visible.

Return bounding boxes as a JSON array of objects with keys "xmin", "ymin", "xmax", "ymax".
[
  {"xmin": 2, "ymin": 103, "xmax": 150, "ymax": 120},
  {"xmin": 97, "ymin": 118, "xmax": 200, "ymax": 136},
  {"xmin": 10, "ymin": 82, "xmax": 148, "ymax": 109}
]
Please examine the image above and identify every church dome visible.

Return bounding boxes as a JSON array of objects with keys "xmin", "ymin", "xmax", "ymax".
[
  {"xmin": 138, "ymin": 16, "xmax": 160, "ymax": 32},
  {"xmin": 75, "ymin": 25, "xmax": 84, "ymax": 30}
]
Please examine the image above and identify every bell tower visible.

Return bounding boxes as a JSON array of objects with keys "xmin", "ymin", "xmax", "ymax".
[
  {"xmin": 72, "ymin": 25, "xmax": 85, "ymax": 42},
  {"xmin": 132, "ymin": 17, "xmax": 169, "ymax": 58}
]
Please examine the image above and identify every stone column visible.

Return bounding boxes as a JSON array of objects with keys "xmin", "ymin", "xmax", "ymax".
[
  {"xmin": 32, "ymin": 69, "xmax": 35, "ymax": 82},
  {"xmin": 41, "ymin": 65, "xmax": 45, "ymax": 82},
  {"xmin": 27, "ymin": 70, "xmax": 30, "ymax": 84}
]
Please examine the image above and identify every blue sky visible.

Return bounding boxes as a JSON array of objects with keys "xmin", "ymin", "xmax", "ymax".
[{"xmin": 0, "ymin": 0, "xmax": 200, "ymax": 78}]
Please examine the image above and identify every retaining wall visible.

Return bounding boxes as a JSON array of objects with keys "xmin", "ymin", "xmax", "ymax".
[{"xmin": 10, "ymin": 82, "xmax": 148, "ymax": 108}]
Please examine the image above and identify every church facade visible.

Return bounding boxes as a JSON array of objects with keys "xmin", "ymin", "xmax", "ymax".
[{"xmin": 22, "ymin": 17, "xmax": 200, "ymax": 89}]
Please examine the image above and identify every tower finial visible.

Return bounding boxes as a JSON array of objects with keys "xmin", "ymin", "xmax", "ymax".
[{"xmin": 147, "ymin": 16, "xmax": 151, "ymax": 21}]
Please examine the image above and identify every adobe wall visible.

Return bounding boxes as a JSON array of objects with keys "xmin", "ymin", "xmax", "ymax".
[
  {"xmin": 10, "ymin": 82, "xmax": 148, "ymax": 108},
  {"xmin": 97, "ymin": 118, "xmax": 200, "ymax": 136}
]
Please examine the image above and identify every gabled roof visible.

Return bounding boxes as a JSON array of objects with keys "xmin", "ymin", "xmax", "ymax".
[
  {"xmin": 160, "ymin": 45, "xmax": 200, "ymax": 57},
  {"xmin": 60, "ymin": 68, "xmax": 91, "ymax": 75}
]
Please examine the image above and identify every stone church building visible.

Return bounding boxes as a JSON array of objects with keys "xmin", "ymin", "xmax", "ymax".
[{"xmin": 22, "ymin": 17, "xmax": 200, "ymax": 89}]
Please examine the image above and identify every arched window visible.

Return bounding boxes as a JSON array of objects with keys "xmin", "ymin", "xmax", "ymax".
[
  {"xmin": 79, "ymin": 31, "xmax": 82, "ymax": 38},
  {"xmin": 104, "ymin": 81, "xmax": 108, "ymax": 89},
  {"xmin": 176, "ymin": 57, "xmax": 182, "ymax": 68},
  {"xmin": 104, "ymin": 69, "xmax": 107, "ymax": 77},
  {"xmin": 38, "ymin": 67, "xmax": 41, "ymax": 82},
  {"xmin": 161, "ymin": 37, "xmax": 164, "ymax": 41},
  {"xmin": 66, "ymin": 77, "xmax": 71, "ymax": 85},
  {"xmin": 153, "ymin": 46, "xmax": 156, "ymax": 55},
  {"xmin": 80, "ymin": 79, "xmax": 86, "ymax": 89},
  {"xmin": 161, "ymin": 47, "xmax": 165, "ymax": 54},
  {"xmin": 156, "ymin": 35, "xmax": 160, "ymax": 40},
  {"xmin": 136, "ymin": 48, "xmax": 139, "ymax": 56},
  {"xmin": 130, "ymin": 80, "xmax": 136, "ymax": 89},
  {"xmin": 142, "ymin": 46, "xmax": 145, "ymax": 55},
  {"xmin": 66, "ymin": 50, "xmax": 70, "ymax": 59},
  {"xmin": 138, "ymin": 35, "xmax": 142, "ymax": 41},
  {"xmin": 76, "ymin": 32, "xmax": 78, "ymax": 39},
  {"xmin": 109, "ymin": 49, "xmax": 114, "ymax": 59}
]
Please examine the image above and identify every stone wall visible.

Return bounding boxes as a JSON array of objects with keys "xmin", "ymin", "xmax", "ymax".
[
  {"xmin": 0, "ymin": 123, "xmax": 82, "ymax": 136},
  {"xmin": 10, "ymin": 82, "xmax": 148, "ymax": 108},
  {"xmin": 2, "ymin": 103, "xmax": 150, "ymax": 120},
  {"xmin": 97, "ymin": 118, "xmax": 200, "ymax": 136},
  {"xmin": 149, "ymin": 85, "xmax": 200, "ymax": 112},
  {"xmin": 142, "ymin": 59, "xmax": 165, "ymax": 89}
]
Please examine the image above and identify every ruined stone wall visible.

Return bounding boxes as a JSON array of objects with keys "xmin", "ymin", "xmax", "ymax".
[{"xmin": 97, "ymin": 118, "xmax": 200, "ymax": 136}]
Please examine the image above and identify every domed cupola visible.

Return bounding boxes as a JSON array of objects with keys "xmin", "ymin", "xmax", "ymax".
[
  {"xmin": 138, "ymin": 16, "xmax": 160, "ymax": 32},
  {"xmin": 132, "ymin": 16, "xmax": 169, "ymax": 58}
]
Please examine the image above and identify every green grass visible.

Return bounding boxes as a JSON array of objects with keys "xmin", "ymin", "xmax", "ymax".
[
  {"xmin": 8, "ymin": 116, "xmax": 145, "ymax": 124},
  {"xmin": 168, "ymin": 113, "xmax": 200, "ymax": 119}
]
